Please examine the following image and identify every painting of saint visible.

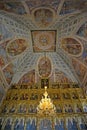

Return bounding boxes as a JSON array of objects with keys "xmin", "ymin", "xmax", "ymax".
[
  {"xmin": 7, "ymin": 39, "xmax": 28, "ymax": 57},
  {"xmin": 79, "ymin": 117, "xmax": 87, "ymax": 130},
  {"xmin": 9, "ymin": 105, "xmax": 15, "ymax": 113},
  {"xmin": 33, "ymin": 8, "xmax": 53, "ymax": 27},
  {"xmin": 3, "ymin": 63, "xmax": 14, "ymax": 84},
  {"xmin": 39, "ymin": 119, "xmax": 52, "ymax": 130},
  {"xmin": 55, "ymin": 118, "xmax": 65, "ymax": 130},
  {"xmin": 61, "ymin": 38, "xmax": 82, "ymax": 56},
  {"xmin": 72, "ymin": 58, "xmax": 87, "ymax": 82},
  {"xmin": 26, "ymin": 119, "xmax": 31, "ymax": 130},
  {"xmin": 55, "ymin": 71, "xmax": 71, "ymax": 83},
  {"xmin": 4, "ymin": 118, "xmax": 12, "ymax": 130},
  {"xmin": 38, "ymin": 57, "xmax": 51, "ymax": 78},
  {"xmin": 0, "ymin": 40, "xmax": 11, "ymax": 68},
  {"xmin": 18, "ymin": 70, "xmax": 35, "ymax": 85},
  {"xmin": 14, "ymin": 119, "xmax": 24, "ymax": 130}
]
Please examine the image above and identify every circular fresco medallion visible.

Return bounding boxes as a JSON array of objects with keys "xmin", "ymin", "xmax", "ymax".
[
  {"xmin": 33, "ymin": 8, "xmax": 54, "ymax": 27},
  {"xmin": 7, "ymin": 39, "xmax": 28, "ymax": 57},
  {"xmin": 38, "ymin": 57, "xmax": 51, "ymax": 78},
  {"xmin": 61, "ymin": 38, "xmax": 83, "ymax": 56}
]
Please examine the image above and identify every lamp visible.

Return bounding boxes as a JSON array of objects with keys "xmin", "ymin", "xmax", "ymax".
[{"xmin": 37, "ymin": 86, "xmax": 56, "ymax": 116}]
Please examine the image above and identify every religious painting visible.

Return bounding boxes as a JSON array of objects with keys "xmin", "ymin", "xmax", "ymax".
[
  {"xmin": 78, "ymin": 117, "xmax": 87, "ymax": 130},
  {"xmin": 4, "ymin": 118, "xmax": 12, "ymax": 130},
  {"xmin": 66, "ymin": 117, "xmax": 78, "ymax": 130},
  {"xmin": 0, "ymin": 2, "xmax": 26, "ymax": 15},
  {"xmin": 14, "ymin": 118, "xmax": 24, "ymax": 130},
  {"xmin": 0, "ymin": 23, "xmax": 13, "ymax": 41},
  {"xmin": 0, "ymin": 40, "xmax": 11, "ymax": 68},
  {"xmin": 61, "ymin": 38, "xmax": 82, "ymax": 56},
  {"xmin": 38, "ymin": 57, "xmax": 52, "ymax": 78},
  {"xmin": 81, "ymin": 44, "xmax": 87, "ymax": 65},
  {"xmin": 26, "ymin": 0, "xmax": 61, "ymax": 12},
  {"xmin": 41, "ymin": 78, "xmax": 49, "ymax": 88},
  {"xmin": 31, "ymin": 30, "xmax": 56, "ymax": 52},
  {"xmin": 33, "ymin": 8, "xmax": 54, "ymax": 27},
  {"xmin": 60, "ymin": 0, "xmax": 76, "ymax": 15},
  {"xmin": 55, "ymin": 71, "xmax": 71, "ymax": 83},
  {"xmin": 77, "ymin": 21, "xmax": 87, "ymax": 39},
  {"xmin": 3, "ymin": 63, "xmax": 15, "ymax": 84},
  {"xmin": 55, "ymin": 118, "xmax": 65, "ymax": 130},
  {"xmin": 18, "ymin": 70, "xmax": 35, "ymax": 85},
  {"xmin": 72, "ymin": 58, "xmax": 87, "ymax": 82},
  {"xmin": 39, "ymin": 118, "xmax": 52, "ymax": 130},
  {"xmin": 7, "ymin": 39, "xmax": 28, "ymax": 57},
  {"xmin": 26, "ymin": 118, "xmax": 36, "ymax": 130}
]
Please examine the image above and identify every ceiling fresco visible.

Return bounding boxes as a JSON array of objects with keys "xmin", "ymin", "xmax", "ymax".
[
  {"xmin": 32, "ymin": 8, "xmax": 54, "ymax": 28},
  {"xmin": 7, "ymin": 39, "xmax": 28, "ymax": 57},
  {"xmin": 32, "ymin": 30, "xmax": 56, "ymax": 52},
  {"xmin": 61, "ymin": 38, "xmax": 83, "ymax": 56},
  {"xmin": 0, "ymin": 0, "xmax": 87, "ymax": 92}
]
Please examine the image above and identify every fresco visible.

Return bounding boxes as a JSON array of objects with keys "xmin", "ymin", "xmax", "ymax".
[
  {"xmin": 72, "ymin": 58, "xmax": 87, "ymax": 82},
  {"xmin": 32, "ymin": 30, "xmax": 56, "ymax": 52},
  {"xmin": 7, "ymin": 39, "xmax": 28, "ymax": 57},
  {"xmin": 61, "ymin": 38, "xmax": 82, "ymax": 56},
  {"xmin": 0, "ymin": 2, "xmax": 26, "ymax": 15},
  {"xmin": 33, "ymin": 8, "xmax": 54, "ymax": 27},
  {"xmin": 77, "ymin": 21, "xmax": 87, "ymax": 39},
  {"xmin": 0, "ymin": 40, "xmax": 11, "ymax": 68},
  {"xmin": 55, "ymin": 71, "xmax": 71, "ymax": 83},
  {"xmin": 60, "ymin": 0, "xmax": 76, "ymax": 15},
  {"xmin": 0, "ymin": 24, "xmax": 13, "ymax": 41},
  {"xmin": 0, "ymin": 92, "xmax": 3, "ymax": 102},
  {"xmin": 26, "ymin": 0, "xmax": 61, "ymax": 12},
  {"xmin": 18, "ymin": 70, "xmax": 35, "ymax": 85},
  {"xmin": 81, "ymin": 44, "xmax": 87, "ymax": 65},
  {"xmin": 3, "ymin": 63, "xmax": 15, "ymax": 84},
  {"xmin": 38, "ymin": 57, "xmax": 51, "ymax": 78}
]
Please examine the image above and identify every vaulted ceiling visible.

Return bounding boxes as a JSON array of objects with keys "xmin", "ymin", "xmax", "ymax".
[{"xmin": 0, "ymin": 0, "xmax": 87, "ymax": 96}]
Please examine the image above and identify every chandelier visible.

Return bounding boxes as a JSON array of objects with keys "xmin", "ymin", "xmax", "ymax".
[{"xmin": 37, "ymin": 86, "xmax": 56, "ymax": 116}]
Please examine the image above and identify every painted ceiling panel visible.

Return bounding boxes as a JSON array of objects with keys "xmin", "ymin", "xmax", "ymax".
[{"xmin": 0, "ymin": 0, "xmax": 87, "ymax": 90}]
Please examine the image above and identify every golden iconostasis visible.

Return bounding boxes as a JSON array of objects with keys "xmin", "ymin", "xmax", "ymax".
[{"xmin": 0, "ymin": 82, "xmax": 87, "ymax": 130}]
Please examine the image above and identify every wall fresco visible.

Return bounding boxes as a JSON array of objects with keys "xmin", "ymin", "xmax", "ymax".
[
  {"xmin": 81, "ymin": 44, "xmax": 87, "ymax": 65},
  {"xmin": 0, "ymin": 24, "xmax": 13, "ymax": 41},
  {"xmin": 7, "ymin": 39, "xmax": 28, "ymax": 57},
  {"xmin": 18, "ymin": 70, "xmax": 35, "ymax": 85},
  {"xmin": 60, "ymin": 0, "xmax": 76, "ymax": 15},
  {"xmin": 3, "ymin": 63, "xmax": 15, "ymax": 84},
  {"xmin": 0, "ymin": 40, "xmax": 11, "ymax": 68},
  {"xmin": 38, "ymin": 57, "xmax": 51, "ymax": 78},
  {"xmin": 32, "ymin": 30, "xmax": 56, "ymax": 52},
  {"xmin": 0, "ymin": 2, "xmax": 26, "ymax": 15},
  {"xmin": 26, "ymin": 0, "xmax": 61, "ymax": 12},
  {"xmin": 72, "ymin": 58, "xmax": 87, "ymax": 82},
  {"xmin": 33, "ymin": 8, "xmax": 53, "ymax": 27},
  {"xmin": 61, "ymin": 38, "xmax": 82, "ymax": 56},
  {"xmin": 55, "ymin": 71, "xmax": 71, "ymax": 83},
  {"xmin": 77, "ymin": 21, "xmax": 87, "ymax": 39}
]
